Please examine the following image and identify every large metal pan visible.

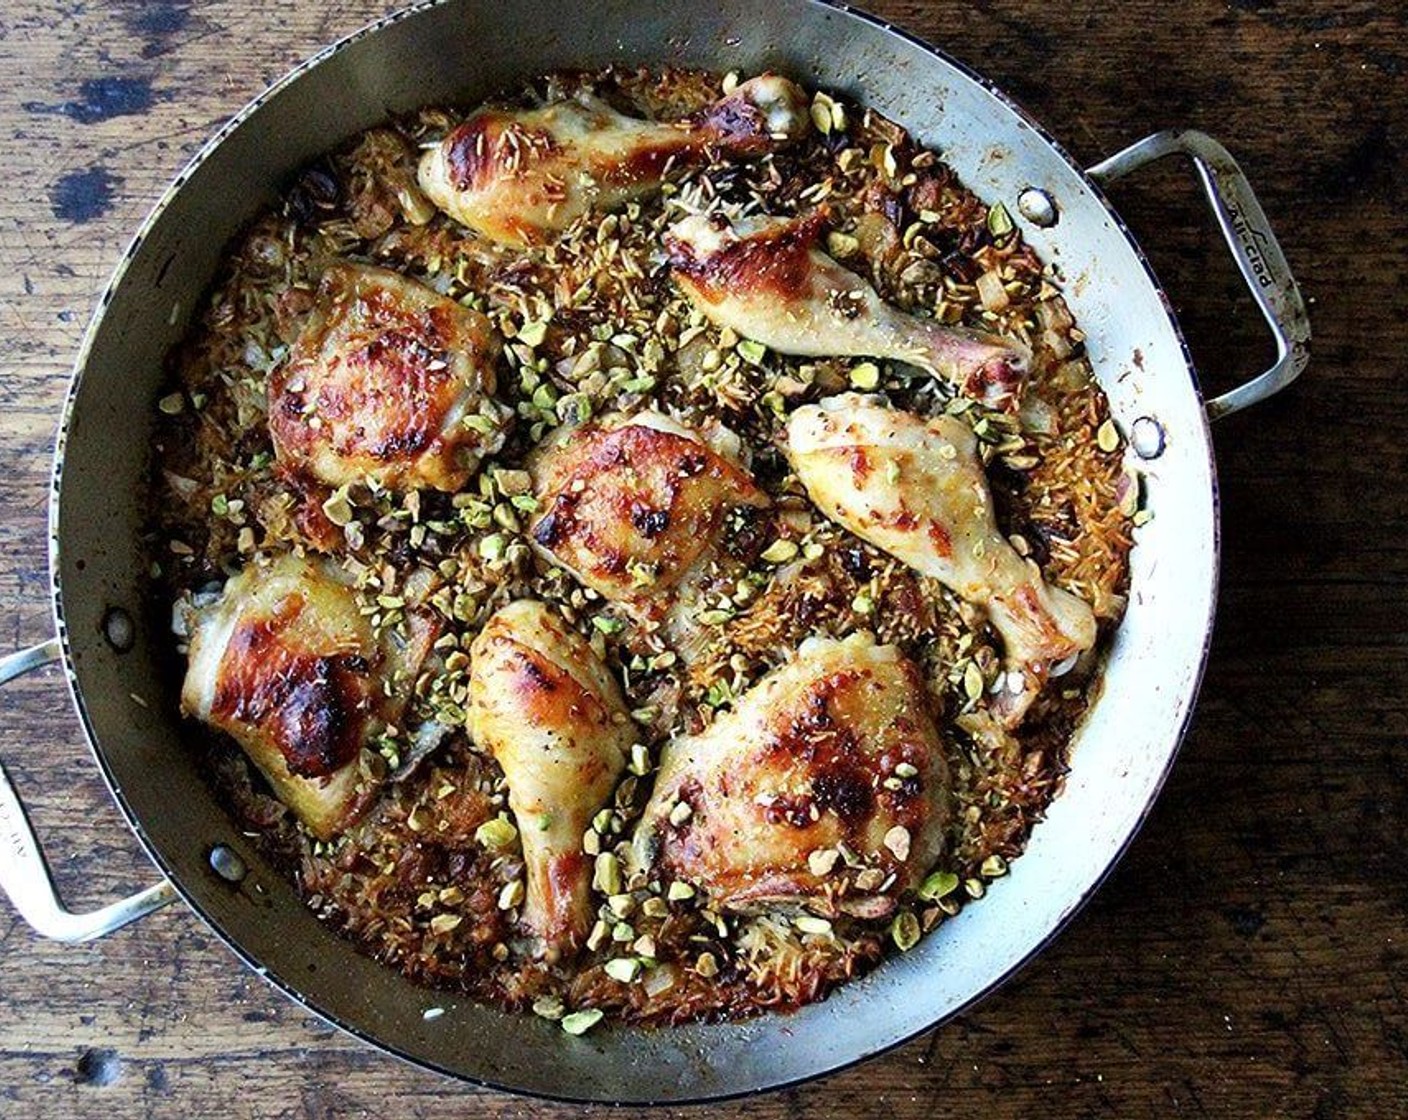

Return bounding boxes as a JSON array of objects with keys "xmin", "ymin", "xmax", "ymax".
[{"xmin": 0, "ymin": 0, "xmax": 1309, "ymax": 1103}]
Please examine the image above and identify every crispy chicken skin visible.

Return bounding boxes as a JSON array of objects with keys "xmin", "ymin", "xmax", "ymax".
[
  {"xmin": 786, "ymin": 395, "xmax": 1097, "ymax": 724},
  {"xmin": 527, "ymin": 412, "xmax": 769, "ymax": 629},
  {"xmin": 180, "ymin": 553, "xmax": 438, "ymax": 839},
  {"xmin": 468, "ymin": 600, "xmax": 632, "ymax": 958},
  {"xmin": 666, "ymin": 210, "xmax": 1031, "ymax": 412},
  {"xmin": 268, "ymin": 262, "xmax": 504, "ymax": 492},
  {"xmin": 634, "ymin": 633, "xmax": 949, "ymax": 912},
  {"xmin": 418, "ymin": 75, "xmax": 810, "ymax": 246}
]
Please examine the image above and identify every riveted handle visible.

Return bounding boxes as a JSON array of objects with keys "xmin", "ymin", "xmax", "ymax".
[
  {"xmin": 0, "ymin": 639, "xmax": 178, "ymax": 943},
  {"xmin": 1087, "ymin": 130, "xmax": 1311, "ymax": 420}
]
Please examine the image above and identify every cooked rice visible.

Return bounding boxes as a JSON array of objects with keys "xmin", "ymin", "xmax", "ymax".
[{"xmin": 151, "ymin": 66, "xmax": 1131, "ymax": 1025}]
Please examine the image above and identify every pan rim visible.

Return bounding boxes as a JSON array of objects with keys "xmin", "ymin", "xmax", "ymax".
[{"xmin": 44, "ymin": 0, "xmax": 1219, "ymax": 1103}]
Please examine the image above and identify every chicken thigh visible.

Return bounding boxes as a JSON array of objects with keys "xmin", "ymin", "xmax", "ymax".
[
  {"xmin": 634, "ymin": 632, "xmax": 949, "ymax": 912},
  {"xmin": 268, "ymin": 262, "xmax": 505, "ymax": 493},
  {"xmin": 180, "ymin": 552, "xmax": 438, "ymax": 839},
  {"xmin": 468, "ymin": 600, "xmax": 632, "ymax": 958},
  {"xmin": 418, "ymin": 75, "xmax": 810, "ymax": 246},
  {"xmin": 666, "ymin": 211, "xmax": 1030, "ymax": 411},
  {"xmin": 785, "ymin": 394, "xmax": 1097, "ymax": 723},
  {"xmin": 527, "ymin": 412, "xmax": 769, "ymax": 653}
]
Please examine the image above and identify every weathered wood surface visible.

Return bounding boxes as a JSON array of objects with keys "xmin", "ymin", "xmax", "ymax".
[{"xmin": 0, "ymin": 1, "xmax": 1403, "ymax": 1117}]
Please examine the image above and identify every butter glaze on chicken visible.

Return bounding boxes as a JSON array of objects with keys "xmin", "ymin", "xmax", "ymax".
[
  {"xmin": 786, "ymin": 394, "xmax": 1098, "ymax": 724},
  {"xmin": 180, "ymin": 552, "xmax": 438, "ymax": 839},
  {"xmin": 268, "ymin": 262, "xmax": 505, "ymax": 492},
  {"xmin": 419, "ymin": 75, "xmax": 810, "ymax": 246},
  {"xmin": 666, "ymin": 210, "xmax": 1031, "ymax": 412},
  {"xmin": 468, "ymin": 600, "xmax": 632, "ymax": 958},
  {"xmin": 635, "ymin": 633, "xmax": 949, "ymax": 912}
]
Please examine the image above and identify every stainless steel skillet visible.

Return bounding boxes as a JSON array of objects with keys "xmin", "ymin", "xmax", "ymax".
[{"xmin": 0, "ymin": 0, "xmax": 1309, "ymax": 1103}]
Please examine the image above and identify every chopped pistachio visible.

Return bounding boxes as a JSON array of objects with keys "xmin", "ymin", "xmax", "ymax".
[
  {"xmin": 517, "ymin": 319, "xmax": 549, "ymax": 348},
  {"xmin": 560, "ymin": 1009, "xmax": 604, "ymax": 1036},
  {"xmin": 667, "ymin": 880, "xmax": 696, "ymax": 903},
  {"xmin": 849, "ymin": 361, "xmax": 881, "ymax": 390},
  {"xmin": 594, "ymin": 852, "xmax": 623, "ymax": 895},
  {"xmin": 532, "ymin": 995, "xmax": 565, "ymax": 1020},
  {"xmin": 737, "ymin": 339, "xmax": 767, "ymax": 365},
  {"xmin": 883, "ymin": 825, "xmax": 912, "ymax": 861},
  {"xmin": 981, "ymin": 854, "xmax": 1009, "ymax": 878},
  {"xmin": 157, "ymin": 392, "xmax": 185, "ymax": 415},
  {"xmin": 321, "ymin": 486, "xmax": 354, "ymax": 527},
  {"xmin": 854, "ymin": 866, "xmax": 886, "ymax": 892},
  {"xmin": 497, "ymin": 879, "xmax": 525, "ymax": 910},
  {"xmin": 694, "ymin": 951, "xmax": 720, "ymax": 978},
  {"xmin": 987, "ymin": 201, "xmax": 1014, "ymax": 238},
  {"xmin": 1097, "ymin": 418, "xmax": 1121, "ymax": 453},
  {"xmin": 963, "ymin": 661, "xmax": 985, "ymax": 702},
  {"xmin": 475, "ymin": 817, "xmax": 520, "ymax": 850},
  {"xmin": 493, "ymin": 468, "xmax": 533, "ymax": 496},
  {"xmin": 604, "ymin": 957, "xmax": 641, "ymax": 983},
  {"xmin": 826, "ymin": 231, "xmax": 860, "ymax": 258},
  {"xmin": 891, "ymin": 909, "xmax": 922, "ymax": 951},
  {"xmin": 429, "ymin": 913, "xmax": 462, "ymax": 934},
  {"xmin": 478, "ymin": 533, "xmax": 507, "ymax": 562},
  {"xmin": 808, "ymin": 848, "xmax": 840, "ymax": 877},
  {"xmin": 760, "ymin": 538, "xmax": 799, "ymax": 564}
]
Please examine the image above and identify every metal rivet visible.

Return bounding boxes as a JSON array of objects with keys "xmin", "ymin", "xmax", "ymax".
[
  {"xmin": 1130, "ymin": 416, "xmax": 1166, "ymax": 459},
  {"xmin": 102, "ymin": 607, "xmax": 135, "ymax": 652},
  {"xmin": 1017, "ymin": 187, "xmax": 1058, "ymax": 227},
  {"xmin": 209, "ymin": 845, "xmax": 247, "ymax": 883}
]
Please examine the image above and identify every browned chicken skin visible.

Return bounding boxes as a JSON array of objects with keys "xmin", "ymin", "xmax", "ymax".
[
  {"xmin": 468, "ymin": 600, "xmax": 633, "ymax": 959},
  {"xmin": 666, "ymin": 210, "xmax": 1031, "ymax": 411},
  {"xmin": 527, "ymin": 412, "xmax": 769, "ymax": 652},
  {"xmin": 418, "ymin": 75, "xmax": 811, "ymax": 246},
  {"xmin": 180, "ymin": 553, "xmax": 438, "ymax": 839},
  {"xmin": 635, "ymin": 633, "xmax": 949, "ymax": 913},
  {"xmin": 268, "ymin": 262, "xmax": 505, "ymax": 493}
]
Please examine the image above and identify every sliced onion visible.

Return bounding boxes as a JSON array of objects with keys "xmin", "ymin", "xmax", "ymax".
[{"xmin": 391, "ymin": 720, "xmax": 454, "ymax": 782}]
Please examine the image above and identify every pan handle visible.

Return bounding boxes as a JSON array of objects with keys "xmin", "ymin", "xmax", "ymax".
[
  {"xmin": 0, "ymin": 638, "xmax": 179, "ymax": 942},
  {"xmin": 1086, "ymin": 130, "xmax": 1311, "ymax": 421}
]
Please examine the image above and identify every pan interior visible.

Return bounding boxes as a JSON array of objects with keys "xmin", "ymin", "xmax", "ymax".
[{"xmin": 51, "ymin": 0, "xmax": 1215, "ymax": 1102}]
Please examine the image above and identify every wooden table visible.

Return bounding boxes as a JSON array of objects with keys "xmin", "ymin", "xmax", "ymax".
[{"xmin": 0, "ymin": 2, "xmax": 1403, "ymax": 1116}]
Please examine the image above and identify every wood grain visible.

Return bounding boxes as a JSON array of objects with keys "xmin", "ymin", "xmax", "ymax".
[{"xmin": 0, "ymin": 2, "xmax": 1404, "ymax": 1117}]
